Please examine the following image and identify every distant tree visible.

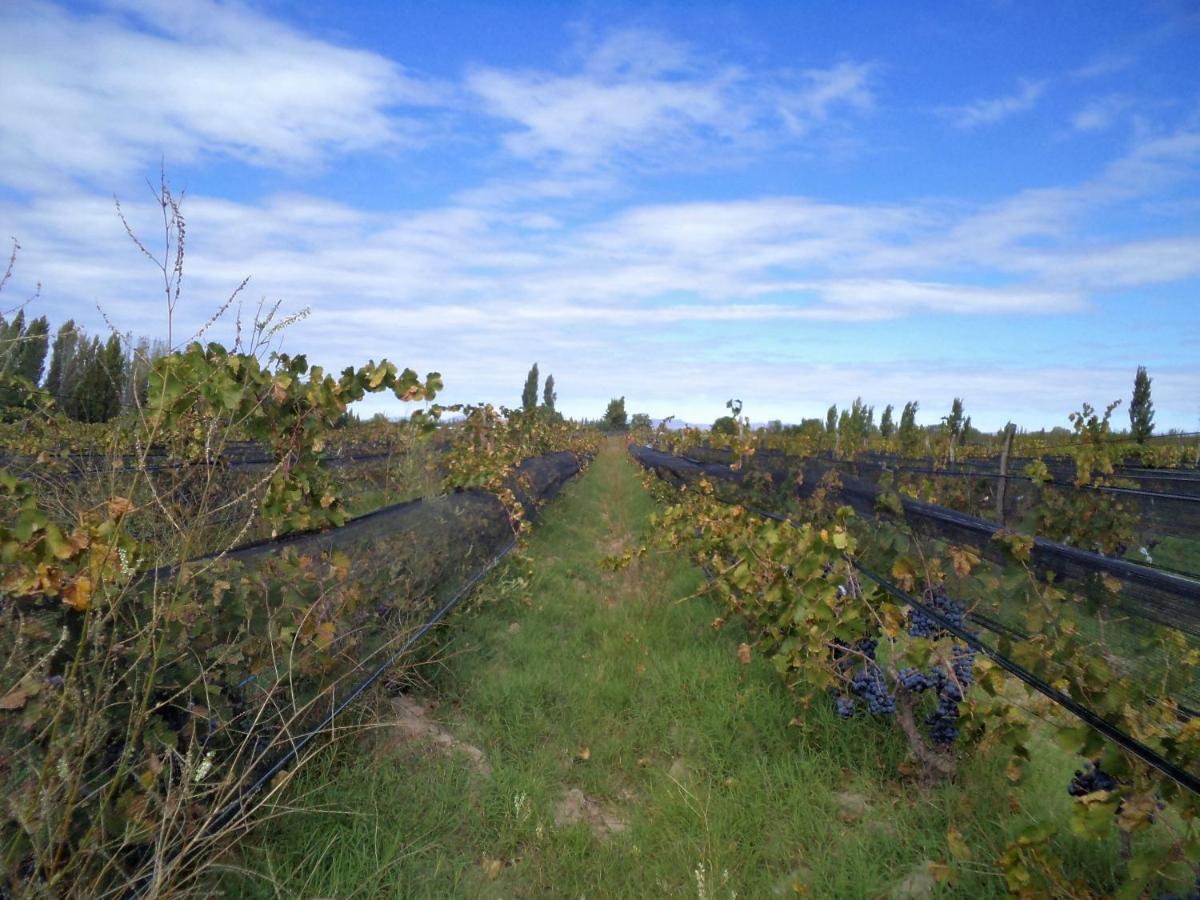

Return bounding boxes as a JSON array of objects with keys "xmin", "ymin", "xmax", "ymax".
[
  {"xmin": 0, "ymin": 312, "xmax": 48, "ymax": 413},
  {"xmin": 45, "ymin": 319, "xmax": 78, "ymax": 402},
  {"xmin": 711, "ymin": 415, "xmax": 738, "ymax": 436},
  {"xmin": 521, "ymin": 362, "xmax": 539, "ymax": 413},
  {"xmin": 898, "ymin": 401, "xmax": 920, "ymax": 455},
  {"xmin": 17, "ymin": 315, "xmax": 49, "ymax": 386},
  {"xmin": 630, "ymin": 412, "xmax": 652, "ymax": 429},
  {"xmin": 839, "ymin": 396, "xmax": 874, "ymax": 453},
  {"xmin": 879, "ymin": 404, "xmax": 895, "ymax": 440},
  {"xmin": 795, "ymin": 418, "xmax": 823, "ymax": 438},
  {"xmin": 542, "ymin": 373, "xmax": 556, "ymax": 415},
  {"xmin": 66, "ymin": 335, "xmax": 124, "ymax": 423},
  {"xmin": 942, "ymin": 397, "xmax": 967, "ymax": 462},
  {"xmin": 101, "ymin": 334, "xmax": 125, "ymax": 420},
  {"xmin": 1129, "ymin": 366, "xmax": 1155, "ymax": 443},
  {"xmin": 65, "ymin": 337, "xmax": 97, "ymax": 421},
  {"xmin": 601, "ymin": 396, "xmax": 627, "ymax": 431},
  {"xmin": 825, "ymin": 404, "xmax": 837, "ymax": 434},
  {"xmin": 0, "ymin": 311, "xmax": 25, "ymax": 378}
]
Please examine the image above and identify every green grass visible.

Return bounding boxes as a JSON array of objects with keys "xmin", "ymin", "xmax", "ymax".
[{"xmin": 224, "ymin": 439, "xmax": 1166, "ymax": 898}]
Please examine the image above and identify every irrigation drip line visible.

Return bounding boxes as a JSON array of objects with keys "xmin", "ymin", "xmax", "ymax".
[
  {"xmin": 132, "ymin": 536, "xmax": 518, "ymax": 898},
  {"xmin": 631, "ymin": 446, "xmax": 1200, "ymax": 796}
]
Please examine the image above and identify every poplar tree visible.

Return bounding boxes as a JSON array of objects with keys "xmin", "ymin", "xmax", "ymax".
[
  {"xmin": 521, "ymin": 362, "xmax": 539, "ymax": 413},
  {"xmin": 542, "ymin": 374, "xmax": 556, "ymax": 415},
  {"xmin": 879, "ymin": 404, "xmax": 895, "ymax": 440},
  {"xmin": 898, "ymin": 401, "xmax": 920, "ymax": 455},
  {"xmin": 1129, "ymin": 366, "xmax": 1155, "ymax": 443},
  {"xmin": 45, "ymin": 319, "xmax": 78, "ymax": 402}
]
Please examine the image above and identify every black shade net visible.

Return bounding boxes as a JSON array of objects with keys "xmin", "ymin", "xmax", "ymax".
[{"xmin": 630, "ymin": 443, "xmax": 1200, "ymax": 709}]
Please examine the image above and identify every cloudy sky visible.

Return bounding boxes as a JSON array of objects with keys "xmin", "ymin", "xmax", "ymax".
[{"xmin": 1, "ymin": 0, "xmax": 1198, "ymax": 429}]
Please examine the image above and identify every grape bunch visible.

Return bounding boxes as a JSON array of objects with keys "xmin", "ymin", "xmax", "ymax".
[
  {"xmin": 897, "ymin": 667, "xmax": 931, "ymax": 692},
  {"xmin": 850, "ymin": 663, "xmax": 896, "ymax": 715},
  {"xmin": 835, "ymin": 695, "xmax": 855, "ymax": 719},
  {"xmin": 909, "ymin": 584, "xmax": 966, "ymax": 638},
  {"xmin": 831, "ymin": 637, "xmax": 896, "ymax": 718},
  {"xmin": 1068, "ymin": 761, "xmax": 1117, "ymax": 797},
  {"xmin": 926, "ymin": 694, "xmax": 961, "ymax": 745}
]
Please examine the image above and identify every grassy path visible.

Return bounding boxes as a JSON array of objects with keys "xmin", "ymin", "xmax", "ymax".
[{"xmin": 230, "ymin": 438, "xmax": 1118, "ymax": 898}]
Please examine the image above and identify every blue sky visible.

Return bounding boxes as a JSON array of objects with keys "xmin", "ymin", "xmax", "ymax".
[{"xmin": 1, "ymin": 0, "xmax": 1198, "ymax": 430}]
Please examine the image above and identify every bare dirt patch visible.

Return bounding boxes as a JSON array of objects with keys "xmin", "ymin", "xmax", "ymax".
[
  {"xmin": 389, "ymin": 694, "xmax": 492, "ymax": 777},
  {"xmin": 554, "ymin": 787, "xmax": 629, "ymax": 838}
]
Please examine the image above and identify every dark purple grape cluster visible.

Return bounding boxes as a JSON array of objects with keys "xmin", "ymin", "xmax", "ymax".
[
  {"xmin": 909, "ymin": 584, "xmax": 966, "ymax": 638},
  {"xmin": 835, "ymin": 695, "xmax": 855, "ymax": 719},
  {"xmin": 850, "ymin": 664, "xmax": 896, "ymax": 715},
  {"xmin": 1068, "ymin": 761, "xmax": 1117, "ymax": 797},
  {"xmin": 926, "ymin": 694, "xmax": 960, "ymax": 745},
  {"xmin": 855, "ymin": 637, "xmax": 878, "ymax": 659},
  {"xmin": 897, "ymin": 667, "xmax": 931, "ymax": 692},
  {"xmin": 831, "ymin": 636, "xmax": 897, "ymax": 718},
  {"xmin": 951, "ymin": 645, "xmax": 975, "ymax": 688}
]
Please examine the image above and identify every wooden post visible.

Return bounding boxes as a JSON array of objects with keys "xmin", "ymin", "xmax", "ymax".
[{"xmin": 996, "ymin": 423, "xmax": 1016, "ymax": 524}]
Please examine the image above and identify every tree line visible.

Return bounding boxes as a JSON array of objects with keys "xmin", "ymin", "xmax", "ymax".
[
  {"xmin": 0, "ymin": 312, "xmax": 163, "ymax": 423},
  {"xmin": 712, "ymin": 366, "xmax": 1159, "ymax": 449}
]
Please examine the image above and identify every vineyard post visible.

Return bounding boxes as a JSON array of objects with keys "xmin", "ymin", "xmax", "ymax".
[{"xmin": 996, "ymin": 422, "xmax": 1016, "ymax": 524}]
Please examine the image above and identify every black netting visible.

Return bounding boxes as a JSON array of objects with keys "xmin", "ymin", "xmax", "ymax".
[
  {"xmin": 630, "ymin": 444, "xmax": 1200, "ymax": 708},
  {"xmin": 2, "ymin": 449, "xmax": 584, "ymax": 890}
]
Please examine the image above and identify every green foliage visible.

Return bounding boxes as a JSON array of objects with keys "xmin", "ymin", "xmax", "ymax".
[
  {"xmin": 542, "ymin": 373, "xmax": 556, "ymax": 414},
  {"xmin": 43, "ymin": 319, "xmax": 76, "ymax": 403},
  {"xmin": 1129, "ymin": 366, "xmax": 1155, "ymax": 444},
  {"xmin": 62, "ymin": 334, "xmax": 125, "ymax": 423},
  {"xmin": 601, "ymin": 396, "xmax": 627, "ymax": 431},
  {"xmin": 522, "ymin": 362, "xmax": 539, "ymax": 413},
  {"xmin": 879, "ymin": 403, "xmax": 895, "ymax": 440},
  {"xmin": 640, "ymin": 424, "xmax": 1198, "ymax": 895},
  {"xmin": 0, "ymin": 312, "xmax": 49, "ymax": 415},
  {"xmin": 898, "ymin": 400, "xmax": 920, "ymax": 455},
  {"xmin": 711, "ymin": 415, "xmax": 738, "ymax": 436},
  {"xmin": 942, "ymin": 397, "xmax": 970, "ymax": 461},
  {"xmin": 629, "ymin": 412, "xmax": 651, "ymax": 430},
  {"xmin": 836, "ymin": 396, "xmax": 874, "ymax": 456},
  {"xmin": 148, "ymin": 343, "xmax": 442, "ymax": 532},
  {"xmin": 0, "ymin": 337, "xmax": 447, "ymax": 893},
  {"xmin": 824, "ymin": 403, "xmax": 837, "ymax": 434}
]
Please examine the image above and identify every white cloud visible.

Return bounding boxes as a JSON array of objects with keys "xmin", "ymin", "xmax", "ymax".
[
  {"xmin": 467, "ymin": 29, "xmax": 873, "ymax": 170},
  {"xmin": 948, "ymin": 79, "xmax": 1046, "ymax": 129},
  {"xmin": 0, "ymin": 7, "xmax": 1197, "ymax": 430},
  {"xmin": 0, "ymin": 0, "xmax": 442, "ymax": 190},
  {"xmin": 1071, "ymin": 53, "xmax": 1138, "ymax": 80},
  {"xmin": 1072, "ymin": 94, "xmax": 1134, "ymax": 132}
]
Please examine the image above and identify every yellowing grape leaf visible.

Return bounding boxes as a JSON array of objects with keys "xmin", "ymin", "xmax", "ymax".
[
  {"xmin": 737, "ymin": 643, "xmax": 752, "ymax": 665},
  {"xmin": 63, "ymin": 576, "xmax": 92, "ymax": 611}
]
